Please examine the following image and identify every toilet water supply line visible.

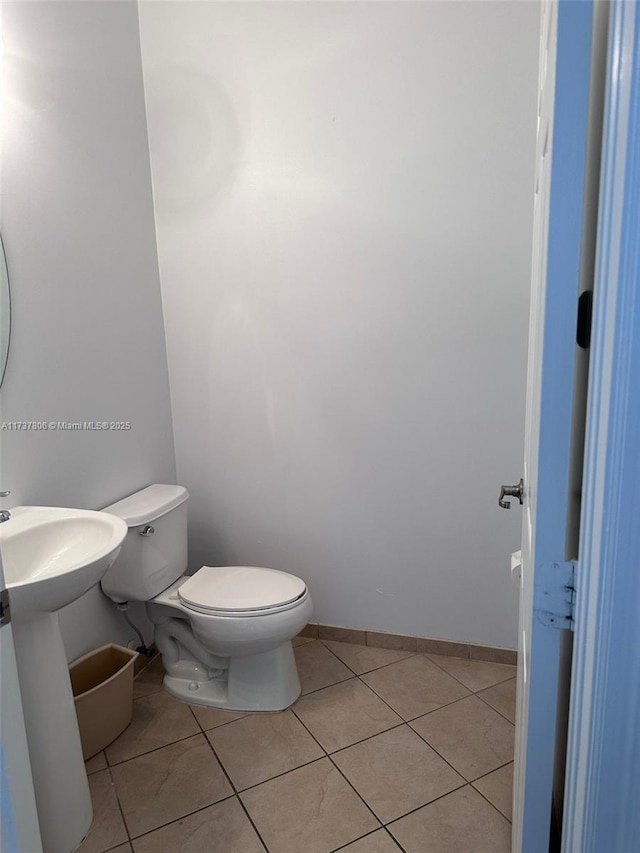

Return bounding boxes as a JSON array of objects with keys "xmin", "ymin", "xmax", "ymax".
[{"xmin": 117, "ymin": 603, "xmax": 154, "ymax": 657}]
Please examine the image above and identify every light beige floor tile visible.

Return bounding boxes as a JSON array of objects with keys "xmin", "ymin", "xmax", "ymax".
[
  {"xmin": 131, "ymin": 798, "xmax": 264, "ymax": 853},
  {"xmin": 322, "ymin": 640, "xmax": 415, "ymax": 675},
  {"xmin": 292, "ymin": 635, "xmax": 314, "ymax": 647},
  {"xmin": 332, "ymin": 725, "xmax": 464, "ymax": 823},
  {"xmin": 77, "ymin": 769, "xmax": 128, "ymax": 853},
  {"xmin": 189, "ymin": 704, "xmax": 247, "ymax": 731},
  {"xmin": 361, "ymin": 655, "xmax": 470, "ymax": 720},
  {"xmin": 473, "ymin": 762, "xmax": 514, "ymax": 820},
  {"xmin": 111, "ymin": 733, "xmax": 232, "ymax": 838},
  {"xmin": 241, "ymin": 757, "xmax": 379, "ymax": 853},
  {"xmin": 338, "ymin": 830, "xmax": 403, "ymax": 852},
  {"xmin": 133, "ymin": 656, "xmax": 165, "ymax": 699},
  {"xmin": 410, "ymin": 695, "xmax": 514, "ymax": 781},
  {"xmin": 108, "ymin": 846, "xmax": 132, "ymax": 853},
  {"xmin": 294, "ymin": 641, "xmax": 354, "ymax": 694},
  {"xmin": 293, "ymin": 678, "xmax": 401, "ymax": 752},
  {"xmin": 105, "ymin": 690, "xmax": 199, "ymax": 765},
  {"xmin": 389, "ymin": 785, "xmax": 511, "ymax": 853},
  {"xmin": 85, "ymin": 751, "xmax": 107, "ymax": 774},
  {"xmin": 427, "ymin": 654, "xmax": 516, "ymax": 693},
  {"xmin": 478, "ymin": 678, "xmax": 517, "ymax": 723},
  {"xmin": 207, "ymin": 709, "xmax": 323, "ymax": 790}
]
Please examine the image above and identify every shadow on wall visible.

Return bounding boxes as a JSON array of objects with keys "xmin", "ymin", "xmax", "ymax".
[{"xmin": 143, "ymin": 64, "xmax": 242, "ymax": 217}]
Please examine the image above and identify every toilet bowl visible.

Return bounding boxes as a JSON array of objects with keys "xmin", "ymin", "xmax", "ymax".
[
  {"xmin": 100, "ymin": 485, "xmax": 313, "ymax": 711},
  {"xmin": 147, "ymin": 570, "xmax": 313, "ymax": 709}
]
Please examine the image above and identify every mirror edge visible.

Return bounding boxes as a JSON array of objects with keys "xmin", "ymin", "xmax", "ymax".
[{"xmin": 0, "ymin": 232, "xmax": 12, "ymax": 389}]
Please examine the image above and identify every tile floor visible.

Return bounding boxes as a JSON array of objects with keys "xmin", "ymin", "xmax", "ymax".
[{"xmin": 79, "ymin": 637, "xmax": 516, "ymax": 853}]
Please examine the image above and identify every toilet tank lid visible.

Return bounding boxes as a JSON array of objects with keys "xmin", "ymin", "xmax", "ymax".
[{"xmin": 102, "ymin": 484, "xmax": 189, "ymax": 526}]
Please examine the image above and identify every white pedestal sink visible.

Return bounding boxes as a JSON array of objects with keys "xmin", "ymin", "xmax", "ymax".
[{"xmin": 0, "ymin": 507, "xmax": 128, "ymax": 853}]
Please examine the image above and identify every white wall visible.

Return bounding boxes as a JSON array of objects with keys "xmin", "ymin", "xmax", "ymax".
[
  {"xmin": 140, "ymin": 0, "xmax": 539, "ymax": 648},
  {"xmin": 1, "ymin": 1, "xmax": 175, "ymax": 660}
]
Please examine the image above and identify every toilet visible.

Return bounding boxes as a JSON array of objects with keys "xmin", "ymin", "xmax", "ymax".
[{"xmin": 100, "ymin": 484, "xmax": 313, "ymax": 711}]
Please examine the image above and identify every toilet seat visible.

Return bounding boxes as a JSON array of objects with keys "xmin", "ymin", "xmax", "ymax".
[{"xmin": 177, "ymin": 566, "xmax": 307, "ymax": 617}]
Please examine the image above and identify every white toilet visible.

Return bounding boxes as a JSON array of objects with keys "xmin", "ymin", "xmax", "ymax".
[{"xmin": 100, "ymin": 484, "xmax": 313, "ymax": 711}]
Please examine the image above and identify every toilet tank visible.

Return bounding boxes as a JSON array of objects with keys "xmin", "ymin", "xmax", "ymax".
[{"xmin": 100, "ymin": 484, "xmax": 189, "ymax": 604}]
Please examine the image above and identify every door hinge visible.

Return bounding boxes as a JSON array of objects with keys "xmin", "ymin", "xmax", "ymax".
[
  {"xmin": 534, "ymin": 560, "xmax": 576, "ymax": 631},
  {"xmin": 0, "ymin": 588, "xmax": 10, "ymax": 626}
]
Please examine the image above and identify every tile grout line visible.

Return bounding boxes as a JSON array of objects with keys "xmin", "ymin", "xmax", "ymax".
[
  {"xmin": 470, "ymin": 787, "xmax": 513, "ymax": 825},
  {"xmin": 123, "ymin": 646, "xmax": 470, "ymax": 769},
  {"xmin": 380, "ymin": 825, "xmax": 410, "ymax": 853},
  {"xmin": 355, "ymin": 672, "xmax": 474, "ymax": 724},
  {"xmin": 115, "ymin": 725, "xmax": 266, "ymax": 851},
  {"xmin": 403, "ymin": 689, "xmax": 517, "ymax": 727},
  {"xmin": 123, "ymin": 793, "xmax": 238, "ymax": 847},
  {"xmin": 405, "ymin": 713, "xmax": 486, "ymax": 781},
  {"xmin": 299, "ymin": 674, "xmax": 356, "ymax": 698},
  {"xmin": 323, "ymin": 721, "xmax": 407, "ymax": 759},
  {"xmin": 131, "ymin": 685, "xmax": 164, "ymax": 700},
  {"xmin": 328, "ymin": 826, "xmax": 411, "ymax": 853},
  {"xmin": 469, "ymin": 779, "xmax": 514, "ymax": 824},
  {"xmin": 298, "ymin": 685, "xmax": 510, "ymax": 840},
  {"xmin": 471, "ymin": 758, "xmax": 515, "ymax": 781},
  {"xmin": 99, "ymin": 841, "xmax": 134, "ymax": 853},
  {"xmin": 110, "ymin": 648, "xmax": 515, "ymax": 850},
  {"xmin": 281, "ymin": 683, "xmax": 394, "ymax": 842},
  {"xmin": 288, "ymin": 701, "xmax": 389, "ymax": 847},
  {"xmin": 121, "ymin": 690, "xmax": 405, "ymax": 804},
  {"xmin": 318, "ymin": 637, "xmax": 516, "ymax": 699},
  {"xmin": 104, "ymin": 703, "xmax": 245, "ymax": 849},
  {"xmin": 102, "ymin": 840, "xmax": 134, "ymax": 853},
  {"xmin": 298, "ymin": 642, "xmax": 429, "ymax": 726},
  {"xmin": 316, "ymin": 639, "xmax": 417, "ymax": 678},
  {"xmin": 127, "ymin": 658, "xmax": 330, "ymax": 851},
  {"xmin": 382, "ymin": 780, "xmax": 481, "ymax": 831},
  {"xmin": 196, "ymin": 709, "xmax": 271, "ymax": 853},
  {"xmin": 470, "ymin": 759, "xmax": 515, "ymax": 823},
  {"xmin": 406, "ymin": 715, "xmax": 515, "ymax": 797},
  {"xmin": 290, "ymin": 671, "xmax": 406, "ymax": 755},
  {"xmin": 422, "ymin": 652, "xmax": 517, "ymax": 695},
  {"xmin": 220, "ymin": 751, "xmax": 329, "ymax": 796},
  {"xmin": 471, "ymin": 791, "xmax": 513, "ymax": 825},
  {"xmin": 292, "ymin": 664, "xmax": 505, "ymax": 769},
  {"xmin": 474, "ymin": 680, "xmax": 517, "ymax": 725},
  {"xmin": 104, "ymin": 729, "xmax": 203, "ymax": 769},
  {"xmin": 190, "ymin": 710, "xmax": 250, "ymax": 733},
  {"xmin": 327, "ymin": 828, "xmax": 385, "ymax": 853},
  {"xmin": 381, "ymin": 684, "xmax": 510, "ymax": 791},
  {"xmin": 305, "ymin": 628, "xmax": 517, "ymax": 665},
  {"xmin": 105, "ymin": 763, "xmax": 133, "ymax": 849},
  {"xmin": 292, "ymin": 673, "xmax": 473, "ymax": 848}
]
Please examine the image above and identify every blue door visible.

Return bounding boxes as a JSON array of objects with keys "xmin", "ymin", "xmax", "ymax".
[
  {"xmin": 512, "ymin": 1, "xmax": 597, "ymax": 849},
  {"xmin": 562, "ymin": 2, "xmax": 640, "ymax": 848}
]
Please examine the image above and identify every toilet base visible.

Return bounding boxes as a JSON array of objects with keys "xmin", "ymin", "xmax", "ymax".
[{"xmin": 162, "ymin": 641, "xmax": 302, "ymax": 712}]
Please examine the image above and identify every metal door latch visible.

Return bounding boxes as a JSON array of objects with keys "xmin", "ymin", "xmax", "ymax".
[{"xmin": 499, "ymin": 479, "xmax": 524, "ymax": 509}]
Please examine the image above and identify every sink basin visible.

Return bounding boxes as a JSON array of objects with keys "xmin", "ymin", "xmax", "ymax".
[
  {"xmin": 0, "ymin": 505, "xmax": 128, "ymax": 853},
  {"xmin": 0, "ymin": 506, "xmax": 128, "ymax": 616}
]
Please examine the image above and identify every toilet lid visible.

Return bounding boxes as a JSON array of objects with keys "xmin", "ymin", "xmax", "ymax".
[{"xmin": 177, "ymin": 566, "xmax": 307, "ymax": 613}]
